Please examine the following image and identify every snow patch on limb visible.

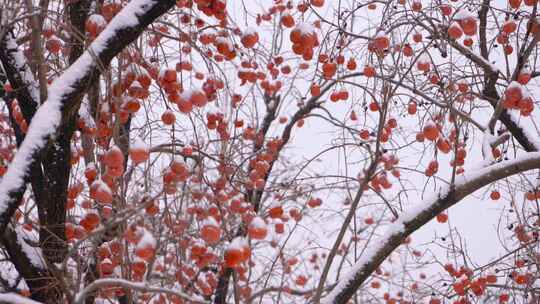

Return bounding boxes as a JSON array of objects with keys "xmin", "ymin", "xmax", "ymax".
[
  {"xmin": 0, "ymin": 293, "xmax": 43, "ymax": 304},
  {"xmin": 89, "ymin": 0, "xmax": 158, "ymax": 54},
  {"xmin": 507, "ymin": 111, "xmax": 540, "ymax": 151},
  {"xmin": 0, "ymin": 262, "xmax": 24, "ymax": 290},
  {"xmin": 14, "ymin": 226, "xmax": 45, "ymax": 269},
  {"xmin": 3, "ymin": 33, "xmax": 40, "ymax": 104},
  {"xmin": 0, "ymin": 0, "xmax": 168, "ymax": 218},
  {"xmin": 321, "ymin": 152, "xmax": 540, "ymax": 304}
]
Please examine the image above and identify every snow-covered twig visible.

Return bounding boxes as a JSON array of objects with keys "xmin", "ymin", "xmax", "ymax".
[
  {"xmin": 507, "ymin": 110, "xmax": 540, "ymax": 151},
  {"xmin": 73, "ymin": 278, "xmax": 209, "ymax": 304},
  {"xmin": 13, "ymin": 226, "xmax": 45, "ymax": 270}
]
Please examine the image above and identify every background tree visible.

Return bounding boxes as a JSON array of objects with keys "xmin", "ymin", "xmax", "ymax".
[{"xmin": 0, "ymin": 0, "xmax": 540, "ymax": 304}]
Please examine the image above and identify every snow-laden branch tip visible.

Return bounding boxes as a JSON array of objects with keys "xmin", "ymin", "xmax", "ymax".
[
  {"xmin": 321, "ymin": 151, "xmax": 540, "ymax": 304},
  {"xmin": 73, "ymin": 278, "xmax": 209, "ymax": 304},
  {"xmin": 0, "ymin": 0, "xmax": 174, "ymax": 228},
  {"xmin": 0, "ymin": 293, "xmax": 43, "ymax": 304}
]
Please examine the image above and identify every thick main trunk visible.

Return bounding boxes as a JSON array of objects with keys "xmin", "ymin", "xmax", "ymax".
[{"xmin": 38, "ymin": 121, "xmax": 75, "ymax": 265}]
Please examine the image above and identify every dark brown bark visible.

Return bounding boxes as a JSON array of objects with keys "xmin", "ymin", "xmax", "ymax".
[
  {"xmin": 0, "ymin": 1, "xmax": 176, "ymax": 302},
  {"xmin": 0, "ymin": 31, "xmax": 39, "ymax": 120},
  {"xmin": 0, "ymin": 0, "xmax": 176, "ymax": 243}
]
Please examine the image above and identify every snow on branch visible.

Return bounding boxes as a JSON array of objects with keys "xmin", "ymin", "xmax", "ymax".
[
  {"xmin": 73, "ymin": 278, "xmax": 209, "ymax": 304},
  {"xmin": 321, "ymin": 152, "xmax": 540, "ymax": 304},
  {"xmin": 0, "ymin": 30, "xmax": 40, "ymax": 115},
  {"xmin": 0, "ymin": 0, "xmax": 175, "ymax": 232},
  {"xmin": 507, "ymin": 110, "xmax": 540, "ymax": 151},
  {"xmin": 0, "ymin": 224, "xmax": 51, "ymax": 295},
  {"xmin": 0, "ymin": 293, "xmax": 43, "ymax": 304},
  {"xmin": 445, "ymin": 34, "xmax": 499, "ymax": 75},
  {"xmin": 442, "ymin": 26, "xmax": 539, "ymax": 153},
  {"xmin": 13, "ymin": 226, "xmax": 45, "ymax": 270}
]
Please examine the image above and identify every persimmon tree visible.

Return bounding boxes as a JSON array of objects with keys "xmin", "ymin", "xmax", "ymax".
[{"xmin": 1, "ymin": 0, "xmax": 540, "ymax": 303}]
